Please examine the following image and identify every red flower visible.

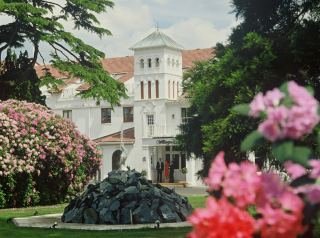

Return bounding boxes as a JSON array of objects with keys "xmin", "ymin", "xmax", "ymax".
[{"xmin": 188, "ymin": 197, "xmax": 255, "ymax": 238}]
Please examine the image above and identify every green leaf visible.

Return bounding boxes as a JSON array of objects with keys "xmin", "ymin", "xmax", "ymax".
[
  {"xmin": 272, "ymin": 141, "xmax": 293, "ymax": 162},
  {"xmin": 306, "ymin": 86, "xmax": 314, "ymax": 96},
  {"xmin": 241, "ymin": 130, "xmax": 263, "ymax": 151},
  {"xmin": 291, "ymin": 146, "xmax": 311, "ymax": 166},
  {"xmin": 272, "ymin": 142, "xmax": 310, "ymax": 166},
  {"xmin": 279, "ymin": 81, "xmax": 288, "ymax": 94},
  {"xmin": 232, "ymin": 104, "xmax": 250, "ymax": 116}
]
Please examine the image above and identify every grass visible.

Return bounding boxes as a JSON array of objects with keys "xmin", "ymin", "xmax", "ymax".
[
  {"xmin": 0, "ymin": 195, "xmax": 206, "ymax": 238},
  {"xmin": 187, "ymin": 195, "xmax": 207, "ymax": 209}
]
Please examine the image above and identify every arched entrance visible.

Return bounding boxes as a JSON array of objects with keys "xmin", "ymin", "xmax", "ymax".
[{"xmin": 112, "ymin": 150, "xmax": 122, "ymax": 170}]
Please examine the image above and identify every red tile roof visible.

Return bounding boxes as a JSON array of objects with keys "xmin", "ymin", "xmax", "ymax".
[
  {"xmin": 37, "ymin": 48, "xmax": 214, "ymax": 92},
  {"xmin": 35, "ymin": 64, "xmax": 69, "ymax": 79},
  {"xmin": 94, "ymin": 127, "xmax": 135, "ymax": 144},
  {"xmin": 182, "ymin": 48, "xmax": 214, "ymax": 69},
  {"xmin": 102, "ymin": 56, "xmax": 134, "ymax": 74},
  {"xmin": 35, "ymin": 64, "xmax": 79, "ymax": 93}
]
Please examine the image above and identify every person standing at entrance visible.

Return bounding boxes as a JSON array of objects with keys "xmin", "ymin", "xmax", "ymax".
[
  {"xmin": 156, "ymin": 159, "xmax": 164, "ymax": 183},
  {"xmin": 169, "ymin": 160, "xmax": 174, "ymax": 183},
  {"xmin": 164, "ymin": 159, "xmax": 169, "ymax": 182}
]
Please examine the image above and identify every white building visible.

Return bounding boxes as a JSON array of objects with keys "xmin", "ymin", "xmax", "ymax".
[{"xmin": 41, "ymin": 30, "xmax": 214, "ymax": 186}]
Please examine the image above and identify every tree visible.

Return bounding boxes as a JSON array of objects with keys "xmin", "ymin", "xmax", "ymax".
[
  {"xmin": 178, "ymin": 0, "xmax": 320, "ymax": 174},
  {"xmin": 0, "ymin": 0, "xmax": 126, "ymax": 105},
  {"xmin": 0, "ymin": 49, "xmax": 45, "ymax": 104}
]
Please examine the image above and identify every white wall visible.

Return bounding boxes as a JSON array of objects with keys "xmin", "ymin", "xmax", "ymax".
[
  {"xmin": 186, "ymin": 155, "xmax": 205, "ymax": 186},
  {"xmin": 44, "ymin": 81, "xmax": 135, "ymax": 140}
]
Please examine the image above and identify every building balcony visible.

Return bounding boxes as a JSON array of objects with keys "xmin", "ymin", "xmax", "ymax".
[{"xmin": 143, "ymin": 125, "xmax": 181, "ymax": 138}]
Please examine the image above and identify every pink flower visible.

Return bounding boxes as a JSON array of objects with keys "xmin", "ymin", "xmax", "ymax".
[
  {"xmin": 264, "ymin": 88, "xmax": 284, "ymax": 107},
  {"xmin": 256, "ymin": 174, "xmax": 305, "ymax": 237},
  {"xmin": 284, "ymin": 161, "xmax": 307, "ymax": 179},
  {"xmin": 258, "ymin": 106, "xmax": 288, "ymax": 141},
  {"xmin": 288, "ymin": 81, "xmax": 318, "ymax": 108},
  {"xmin": 258, "ymin": 118, "xmax": 282, "ymax": 141},
  {"xmin": 296, "ymin": 184, "xmax": 320, "ymax": 204},
  {"xmin": 223, "ymin": 161, "xmax": 261, "ymax": 208},
  {"xmin": 204, "ymin": 151, "xmax": 227, "ymax": 190},
  {"xmin": 205, "ymin": 152, "xmax": 261, "ymax": 208},
  {"xmin": 249, "ymin": 92, "xmax": 265, "ymax": 117},
  {"xmin": 250, "ymin": 81, "xmax": 320, "ymax": 142},
  {"xmin": 257, "ymin": 203, "xmax": 304, "ymax": 238},
  {"xmin": 284, "ymin": 105, "xmax": 319, "ymax": 139},
  {"xmin": 267, "ymin": 106, "xmax": 288, "ymax": 123},
  {"xmin": 310, "ymin": 160, "xmax": 320, "ymax": 179},
  {"xmin": 188, "ymin": 197, "xmax": 255, "ymax": 238}
]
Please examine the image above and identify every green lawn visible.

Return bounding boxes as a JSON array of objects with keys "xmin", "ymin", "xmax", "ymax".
[{"xmin": 0, "ymin": 195, "xmax": 206, "ymax": 238}]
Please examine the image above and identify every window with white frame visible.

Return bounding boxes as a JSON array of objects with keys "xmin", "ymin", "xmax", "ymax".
[
  {"xmin": 155, "ymin": 58, "xmax": 160, "ymax": 67},
  {"xmin": 147, "ymin": 114, "xmax": 154, "ymax": 125},
  {"xmin": 101, "ymin": 108, "xmax": 111, "ymax": 123},
  {"xmin": 181, "ymin": 108, "xmax": 189, "ymax": 124},
  {"xmin": 123, "ymin": 107, "xmax": 134, "ymax": 122},
  {"xmin": 146, "ymin": 114, "xmax": 154, "ymax": 137},
  {"xmin": 63, "ymin": 110, "xmax": 72, "ymax": 120},
  {"xmin": 140, "ymin": 59, "xmax": 144, "ymax": 68},
  {"xmin": 148, "ymin": 58, "xmax": 152, "ymax": 68}
]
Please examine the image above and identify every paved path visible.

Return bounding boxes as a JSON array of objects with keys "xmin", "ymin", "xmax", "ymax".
[
  {"xmin": 13, "ymin": 214, "xmax": 191, "ymax": 230},
  {"xmin": 170, "ymin": 186, "xmax": 208, "ymax": 196}
]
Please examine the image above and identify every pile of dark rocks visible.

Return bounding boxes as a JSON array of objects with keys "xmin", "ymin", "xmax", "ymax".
[{"xmin": 61, "ymin": 170, "xmax": 193, "ymax": 224}]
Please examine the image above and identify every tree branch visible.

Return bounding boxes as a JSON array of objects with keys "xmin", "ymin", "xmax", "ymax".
[
  {"xmin": 48, "ymin": 42, "xmax": 73, "ymax": 61},
  {"xmin": 52, "ymin": 41, "xmax": 81, "ymax": 62},
  {"xmin": 42, "ymin": 0, "xmax": 65, "ymax": 10},
  {"xmin": 38, "ymin": 48, "xmax": 47, "ymax": 67},
  {"xmin": 30, "ymin": 41, "xmax": 39, "ymax": 67}
]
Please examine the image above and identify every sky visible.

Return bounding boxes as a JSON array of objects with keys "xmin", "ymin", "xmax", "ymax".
[
  {"xmin": 0, "ymin": 0, "xmax": 237, "ymax": 59},
  {"xmin": 92, "ymin": 0, "xmax": 237, "ymax": 57}
]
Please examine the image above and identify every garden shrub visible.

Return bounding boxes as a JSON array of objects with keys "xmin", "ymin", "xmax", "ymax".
[{"xmin": 0, "ymin": 100, "xmax": 101, "ymax": 207}]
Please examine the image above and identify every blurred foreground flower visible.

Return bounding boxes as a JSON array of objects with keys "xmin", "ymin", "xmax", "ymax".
[
  {"xmin": 188, "ymin": 152, "xmax": 305, "ymax": 238},
  {"xmin": 188, "ymin": 197, "xmax": 255, "ymax": 238}
]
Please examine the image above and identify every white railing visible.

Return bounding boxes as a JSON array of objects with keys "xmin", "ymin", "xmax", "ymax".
[{"xmin": 144, "ymin": 125, "xmax": 181, "ymax": 138}]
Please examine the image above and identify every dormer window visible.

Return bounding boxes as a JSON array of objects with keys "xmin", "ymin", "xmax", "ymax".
[
  {"xmin": 155, "ymin": 58, "xmax": 160, "ymax": 67},
  {"xmin": 140, "ymin": 59, "xmax": 144, "ymax": 68},
  {"xmin": 148, "ymin": 58, "xmax": 152, "ymax": 68}
]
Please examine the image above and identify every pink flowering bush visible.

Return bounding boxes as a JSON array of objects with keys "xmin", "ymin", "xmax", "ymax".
[
  {"xmin": 189, "ymin": 81, "xmax": 320, "ymax": 237},
  {"xmin": 0, "ymin": 100, "xmax": 101, "ymax": 207},
  {"xmin": 249, "ymin": 81, "xmax": 319, "ymax": 141},
  {"xmin": 238, "ymin": 81, "xmax": 320, "ymax": 165}
]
